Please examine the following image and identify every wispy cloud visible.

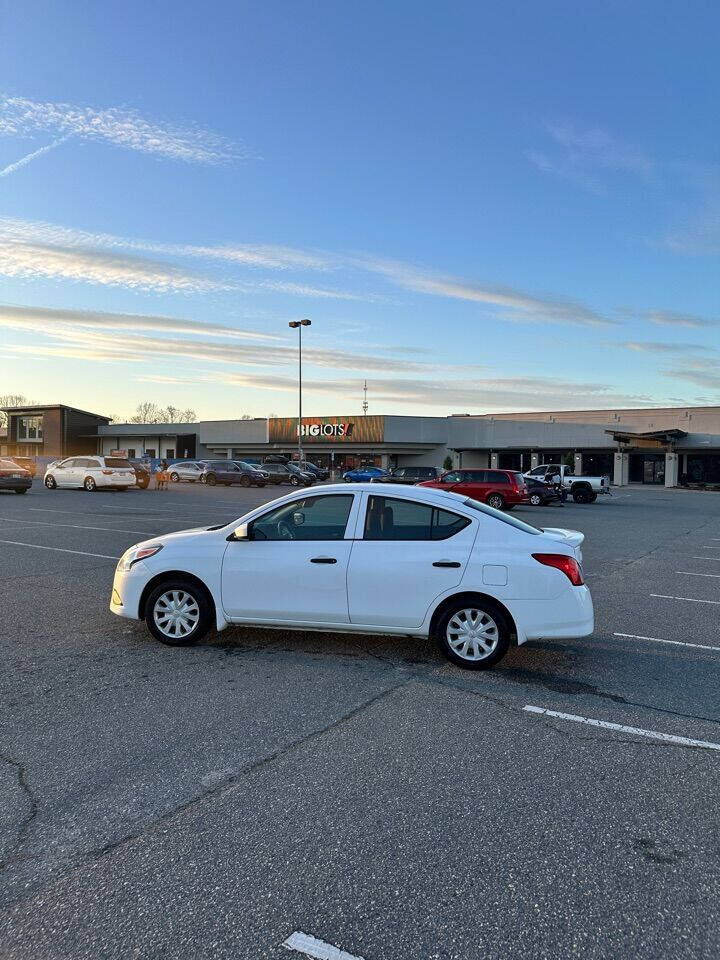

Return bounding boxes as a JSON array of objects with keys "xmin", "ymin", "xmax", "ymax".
[
  {"xmin": 0, "ymin": 94, "xmax": 245, "ymax": 167},
  {"xmin": 649, "ymin": 310, "xmax": 717, "ymax": 329},
  {"xmin": 661, "ymin": 358, "xmax": 720, "ymax": 392},
  {"xmin": 0, "ymin": 134, "xmax": 69, "ymax": 177},
  {"xmin": 622, "ymin": 340, "xmax": 714, "ymax": 353},
  {"xmin": 527, "ymin": 121, "xmax": 653, "ymax": 193}
]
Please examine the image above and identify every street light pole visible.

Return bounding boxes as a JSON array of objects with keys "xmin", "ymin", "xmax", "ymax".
[{"xmin": 288, "ymin": 318, "xmax": 311, "ymax": 463}]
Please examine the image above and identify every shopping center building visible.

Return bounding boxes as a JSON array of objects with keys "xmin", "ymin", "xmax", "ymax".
[{"xmin": 3, "ymin": 404, "xmax": 720, "ymax": 486}]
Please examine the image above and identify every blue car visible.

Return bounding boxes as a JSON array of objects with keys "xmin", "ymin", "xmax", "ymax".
[{"xmin": 343, "ymin": 465, "xmax": 389, "ymax": 482}]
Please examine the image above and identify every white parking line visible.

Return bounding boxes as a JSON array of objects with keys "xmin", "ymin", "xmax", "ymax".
[
  {"xmin": 283, "ymin": 932, "xmax": 365, "ymax": 960},
  {"xmin": 29, "ymin": 507, "xmax": 227, "ymax": 523},
  {"xmin": 650, "ymin": 593, "xmax": 720, "ymax": 605},
  {"xmin": 523, "ymin": 705, "xmax": 720, "ymax": 751},
  {"xmin": 0, "ymin": 517, "xmax": 155, "ymax": 535},
  {"xmin": 614, "ymin": 632, "xmax": 720, "ymax": 653},
  {"xmin": 676, "ymin": 570, "xmax": 720, "ymax": 579},
  {"xmin": 0, "ymin": 539, "xmax": 119, "ymax": 560},
  {"xmin": 690, "ymin": 556, "xmax": 720, "ymax": 561}
]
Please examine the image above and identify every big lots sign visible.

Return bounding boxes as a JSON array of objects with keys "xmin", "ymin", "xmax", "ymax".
[{"xmin": 269, "ymin": 416, "xmax": 384, "ymax": 444}]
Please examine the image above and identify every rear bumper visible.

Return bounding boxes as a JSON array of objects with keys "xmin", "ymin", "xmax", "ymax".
[
  {"xmin": 0, "ymin": 477, "xmax": 32, "ymax": 490},
  {"xmin": 508, "ymin": 586, "xmax": 594, "ymax": 645}
]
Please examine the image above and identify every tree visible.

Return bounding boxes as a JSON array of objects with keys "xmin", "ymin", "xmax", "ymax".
[
  {"xmin": 0, "ymin": 395, "xmax": 30, "ymax": 429},
  {"xmin": 443, "ymin": 455, "xmax": 453, "ymax": 471},
  {"xmin": 128, "ymin": 401, "xmax": 197, "ymax": 424}
]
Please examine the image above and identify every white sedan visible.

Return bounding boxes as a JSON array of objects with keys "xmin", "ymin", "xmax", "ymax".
[{"xmin": 110, "ymin": 483, "xmax": 593, "ymax": 669}]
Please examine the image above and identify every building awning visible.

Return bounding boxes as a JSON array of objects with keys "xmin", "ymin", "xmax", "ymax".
[{"xmin": 606, "ymin": 428, "xmax": 688, "ymax": 448}]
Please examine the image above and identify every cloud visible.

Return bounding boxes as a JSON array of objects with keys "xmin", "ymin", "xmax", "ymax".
[
  {"xmin": 661, "ymin": 358, "xmax": 720, "ymax": 393},
  {"xmin": 356, "ymin": 256, "xmax": 614, "ymax": 326},
  {"xmin": 622, "ymin": 340, "xmax": 713, "ymax": 353},
  {"xmin": 0, "ymin": 134, "xmax": 69, "ymax": 177},
  {"xmin": 527, "ymin": 121, "xmax": 653, "ymax": 192},
  {"xmin": 0, "ymin": 240, "xmax": 226, "ymax": 292},
  {"xmin": 649, "ymin": 310, "xmax": 717, "ymax": 329},
  {"xmin": 0, "ymin": 94, "xmax": 244, "ymax": 166}
]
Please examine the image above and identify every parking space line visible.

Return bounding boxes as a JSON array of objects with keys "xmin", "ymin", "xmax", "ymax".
[
  {"xmin": 0, "ymin": 539, "xmax": 120, "ymax": 560},
  {"xmin": 614, "ymin": 632, "xmax": 720, "ymax": 653},
  {"xmin": 676, "ymin": 570, "xmax": 720, "ymax": 579},
  {"xmin": 690, "ymin": 556, "xmax": 720, "ymax": 561},
  {"xmin": 29, "ymin": 507, "xmax": 229, "ymax": 523},
  {"xmin": 650, "ymin": 593, "xmax": 720, "ymax": 605},
  {"xmin": 0, "ymin": 517, "xmax": 156, "ymax": 535},
  {"xmin": 523, "ymin": 706, "xmax": 720, "ymax": 751},
  {"xmin": 283, "ymin": 931, "xmax": 365, "ymax": 960}
]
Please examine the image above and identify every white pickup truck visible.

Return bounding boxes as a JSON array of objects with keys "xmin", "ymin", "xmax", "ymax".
[{"xmin": 523, "ymin": 463, "xmax": 611, "ymax": 503}]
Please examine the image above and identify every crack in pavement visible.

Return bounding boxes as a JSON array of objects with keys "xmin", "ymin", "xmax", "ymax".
[{"xmin": 0, "ymin": 755, "xmax": 38, "ymax": 872}]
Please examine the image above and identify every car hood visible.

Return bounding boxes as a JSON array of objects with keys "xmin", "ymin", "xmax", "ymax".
[{"xmin": 133, "ymin": 525, "xmax": 226, "ymax": 551}]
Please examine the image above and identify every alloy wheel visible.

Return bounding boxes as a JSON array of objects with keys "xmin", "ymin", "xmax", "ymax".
[
  {"xmin": 153, "ymin": 589, "xmax": 200, "ymax": 640},
  {"xmin": 446, "ymin": 608, "xmax": 499, "ymax": 662}
]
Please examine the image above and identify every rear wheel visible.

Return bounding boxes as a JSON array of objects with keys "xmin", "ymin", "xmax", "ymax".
[
  {"xmin": 170, "ymin": 472, "xmax": 180, "ymax": 482},
  {"xmin": 529, "ymin": 493, "xmax": 543, "ymax": 506},
  {"xmin": 572, "ymin": 485, "xmax": 591, "ymax": 503},
  {"xmin": 84, "ymin": 477, "xmax": 97, "ymax": 492},
  {"xmin": 206, "ymin": 474, "xmax": 217, "ymax": 486},
  {"xmin": 486, "ymin": 492, "xmax": 505, "ymax": 511},
  {"xmin": 44, "ymin": 475, "xmax": 56, "ymax": 489},
  {"xmin": 145, "ymin": 579, "xmax": 213, "ymax": 646},
  {"xmin": 436, "ymin": 599, "xmax": 511, "ymax": 670},
  {"xmin": 240, "ymin": 475, "xmax": 251, "ymax": 487},
  {"xmin": 290, "ymin": 475, "xmax": 300, "ymax": 486}
]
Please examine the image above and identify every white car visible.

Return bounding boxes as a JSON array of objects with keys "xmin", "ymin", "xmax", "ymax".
[
  {"xmin": 169, "ymin": 461, "xmax": 205, "ymax": 483},
  {"xmin": 110, "ymin": 483, "xmax": 593, "ymax": 669},
  {"xmin": 44, "ymin": 456, "xmax": 137, "ymax": 492}
]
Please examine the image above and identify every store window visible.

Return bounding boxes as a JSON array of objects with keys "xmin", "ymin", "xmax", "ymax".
[{"xmin": 17, "ymin": 416, "xmax": 43, "ymax": 441}]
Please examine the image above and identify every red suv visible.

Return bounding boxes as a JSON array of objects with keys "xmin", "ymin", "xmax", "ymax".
[{"xmin": 417, "ymin": 468, "xmax": 529, "ymax": 510}]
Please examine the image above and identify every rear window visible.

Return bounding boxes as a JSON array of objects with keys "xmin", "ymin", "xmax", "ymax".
[
  {"xmin": 463, "ymin": 498, "xmax": 541, "ymax": 534},
  {"xmin": 105, "ymin": 458, "xmax": 132, "ymax": 468},
  {"xmin": 513, "ymin": 473, "xmax": 525, "ymax": 485},
  {"xmin": 0, "ymin": 459, "xmax": 22, "ymax": 469}
]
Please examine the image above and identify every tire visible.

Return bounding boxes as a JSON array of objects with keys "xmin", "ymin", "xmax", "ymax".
[
  {"xmin": 290, "ymin": 476, "xmax": 300, "ymax": 486},
  {"xmin": 256, "ymin": 482, "xmax": 266, "ymax": 488},
  {"xmin": 529, "ymin": 493, "xmax": 543, "ymax": 506},
  {"xmin": 84, "ymin": 477, "xmax": 97, "ymax": 492},
  {"xmin": 145, "ymin": 579, "xmax": 213, "ymax": 646},
  {"xmin": 14, "ymin": 488, "xmax": 28, "ymax": 494},
  {"xmin": 206, "ymin": 474, "xmax": 217, "ymax": 486},
  {"xmin": 572, "ymin": 486, "xmax": 591, "ymax": 504},
  {"xmin": 170, "ymin": 472, "xmax": 180, "ymax": 483},
  {"xmin": 240, "ymin": 475, "xmax": 251, "ymax": 488},
  {"xmin": 137, "ymin": 480, "xmax": 149, "ymax": 490},
  {"xmin": 486, "ymin": 492, "xmax": 505, "ymax": 511},
  {"xmin": 200, "ymin": 475, "xmax": 207, "ymax": 484},
  {"xmin": 588, "ymin": 492, "xmax": 597, "ymax": 503},
  {"xmin": 435, "ymin": 598, "xmax": 511, "ymax": 670},
  {"xmin": 45, "ymin": 475, "xmax": 56, "ymax": 489}
]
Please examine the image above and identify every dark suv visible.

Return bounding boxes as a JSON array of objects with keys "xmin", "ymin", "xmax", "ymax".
[
  {"xmin": 372, "ymin": 466, "xmax": 440, "ymax": 485},
  {"xmin": 297, "ymin": 460, "xmax": 330, "ymax": 481},
  {"xmin": 200, "ymin": 460, "xmax": 266, "ymax": 487},
  {"xmin": 128, "ymin": 459, "xmax": 151, "ymax": 489}
]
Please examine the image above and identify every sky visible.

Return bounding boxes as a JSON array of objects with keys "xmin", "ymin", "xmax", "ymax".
[{"xmin": 0, "ymin": 0, "xmax": 718, "ymax": 421}]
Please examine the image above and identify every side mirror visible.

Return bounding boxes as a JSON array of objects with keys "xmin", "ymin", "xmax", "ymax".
[{"xmin": 229, "ymin": 523, "xmax": 250, "ymax": 541}]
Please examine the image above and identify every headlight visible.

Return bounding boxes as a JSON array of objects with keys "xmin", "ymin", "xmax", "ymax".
[{"xmin": 117, "ymin": 544, "xmax": 163, "ymax": 571}]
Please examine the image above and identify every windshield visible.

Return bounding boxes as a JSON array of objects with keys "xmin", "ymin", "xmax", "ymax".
[{"xmin": 463, "ymin": 497, "xmax": 541, "ymax": 535}]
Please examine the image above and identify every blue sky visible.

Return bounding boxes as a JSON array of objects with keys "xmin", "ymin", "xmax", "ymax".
[{"xmin": 1, "ymin": 0, "xmax": 718, "ymax": 420}]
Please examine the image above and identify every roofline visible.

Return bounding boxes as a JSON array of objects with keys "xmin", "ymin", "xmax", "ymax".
[{"xmin": 1, "ymin": 404, "xmax": 111, "ymax": 421}]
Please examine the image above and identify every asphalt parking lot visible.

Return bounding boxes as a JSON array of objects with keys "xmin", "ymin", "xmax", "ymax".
[{"xmin": 0, "ymin": 481, "xmax": 719, "ymax": 959}]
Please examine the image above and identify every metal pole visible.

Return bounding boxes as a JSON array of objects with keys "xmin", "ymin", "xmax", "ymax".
[{"xmin": 298, "ymin": 322, "xmax": 303, "ymax": 463}]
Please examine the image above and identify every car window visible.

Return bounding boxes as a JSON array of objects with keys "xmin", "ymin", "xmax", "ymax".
[
  {"xmin": 363, "ymin": 495, "xmax": 470, "ymax": 541},
  {"xmin": 251, "ymin": 494, "xmax": 354, "ymax": 541},
  {"xmin": 82, "ymin": 459, "xmax": 101, "ymax": 468},
  {"xmin": 464, "ymin": 470, "xmax": 487, "ymax": 482},
  {"xmin": 393, "ymin": 468, "xmax": 406, "ymax": 477},
  {"xmin": 417, "ymin": 468, "xmax": 436, "ymax": 478},
  {"xmin": 105, "ymin": 458, "xmax": 131, "ymax": 468},
  {"xmin": 527, "ymin": 467, "xmax": 545, "ymax": 477},
  {"xmin": 463, "ymin": 498, "xmax": 541, "ymax": 534},
  {"xmin": 487, "ymin": 471, "xmax": 511, "ymax": 484},
  {"xmin": 442, "ymin": 471, "xmax": 463, "ymax": 483}
]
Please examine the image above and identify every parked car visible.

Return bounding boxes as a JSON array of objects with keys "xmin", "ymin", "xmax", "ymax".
[
  {"xmin": 261, "ymin": 463, "xmax": 293, "ymax": 485},
  {"xmin": 199, "ymin": 460, "xmax": 266, "ymax": 487},
  {"xmin": 418, "ymin": 469, "xmax": 529, "ymax": 511},
  {"xmin": 9, "ymin": 456, "xmax": 37, "ymax": 477},
  {"xmin": 110, "ymin": 482, "xmax": 593, "ymax": 670},
  {"xmin": 524, "ymin": 464, "xmax": 610, "ymax": 504},
  {"xmin": 525, "ymin": 477, "xmax": 562, "ymax": 506},
  {"xmin": 343, "ymin": 465, "xmax": 390, "ymax": 482},
  {"xmin": 169, "ymin": 461, "xmax": 205, "ymax": 483},
  {"xmin": 263, "ymin": 455, "xmax": 290, "ymax": 465},
  {"xmin": 235, "ymin": 461, "xmax": 272, "ymax": 482},
  {"xmin": 286, "ymin": 463, "xmax": 316, "ymax": 487},
  {"xmin": 0, "ymin": 458, "xmax": 33, "ymax": 494},
  {"xmin": 371, "ymin": 466, "xmax": 440, "ymax": 485},
  {"xmin": 295, "ymin": 460, "xmax": 330, "ymax": 481},
  {"xmin": 44, "ymin": 456, "xmax": 136, "ymax": 492},
  {"xmin": 128, "ymin": 459, "xmax": 151, "ymax": 489}
]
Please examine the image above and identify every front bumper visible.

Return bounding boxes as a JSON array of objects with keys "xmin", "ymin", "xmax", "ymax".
[{"xmin": 109, "ymin": 559, "xmax": 151, "ymax": 621}]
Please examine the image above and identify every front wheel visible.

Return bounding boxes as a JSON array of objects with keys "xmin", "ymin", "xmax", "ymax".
[
  {"xmin": 529, "ymin": 493, "xmax": 542, "ymax": 506},
  {"xmin": 170, "ymin": 472, "xmax": 180, "ymax": 482},
  {"xmin": 206, "ymin": 474, "xmax": 217, "ymax": 486},
  {"xmin": 435, "ymin": 599, "xmax": 511, "ymax": 670},
  {"xmin": 84, "ymin": 477, "xmax": 97, "ymax": 492},
  {"xmin": 486, "ymin": 493, "xmax": 505, "ymax": 511},
  {"xmin": 240, "ymin": 475, "xmax": 251, "ymax": 488},
  {"xmin": 45, "ymin": 475, "xmax": 56, "ymax": 489},
  {"xmin": 145, "ymin": 580, "xmax": 213, "ymax": 646},
  {"xmin": 290, "ymin": 476, "xmax": 300, "ymax": 486}
]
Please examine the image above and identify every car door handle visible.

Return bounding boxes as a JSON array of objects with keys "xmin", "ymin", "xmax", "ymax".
[
  {"xmin": 310, "ymin": 557, "xmax": 337, "ymax": 564},
  {"xmin": 433, "ymin": 560, "xmax": 462, "ymax": 568}
]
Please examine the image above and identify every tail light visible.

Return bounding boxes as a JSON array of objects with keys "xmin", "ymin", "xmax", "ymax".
[{"xmin": 532, "ymin": 553, "xmax": 584, "ymax": 586}]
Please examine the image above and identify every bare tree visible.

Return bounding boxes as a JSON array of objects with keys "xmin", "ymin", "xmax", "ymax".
[
  {"xmin": 127, "ymin": 401, "xmax": 198, "ymax": 424},
  {"xmin": 0, "ymin": 394, "xmax": 30, "ymax": 429}
]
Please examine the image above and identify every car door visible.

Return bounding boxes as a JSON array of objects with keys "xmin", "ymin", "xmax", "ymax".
[
  {"xmin": 53, "ymin": 458, "xmax": 78, "ymax": 487},
  {"xmin": 221, "ymin": 492, "xmax": 359, "ymax": 623},
  {"xmin": 347, "ymin": 493, "xmax": 477, "ymax": 628},
  {"xmin": 446, "ymin": 470, "xmax": 488, "ymax": 500},
  {"xmin": 429, "ymin": 470, "xmax": 464, "ymax": 491}
]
